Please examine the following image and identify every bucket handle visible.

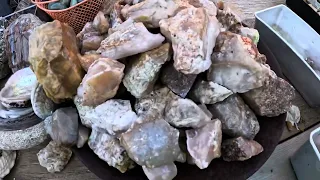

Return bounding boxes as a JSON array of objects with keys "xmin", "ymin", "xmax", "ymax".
[{"xmin": 31, "ymin": 0, "xmax": 59, "ymax": 5}]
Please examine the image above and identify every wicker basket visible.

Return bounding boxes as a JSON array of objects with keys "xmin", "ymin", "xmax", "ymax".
[{"xmin": 32, "ymin": 0, "xmax": 104, "ymax": 34}]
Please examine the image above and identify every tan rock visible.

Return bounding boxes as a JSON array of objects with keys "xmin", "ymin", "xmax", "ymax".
[
  {"xmin": 97, "ymin": 19, "xmax": 165, "ymax": 60},
  {"xmin": 93, "ymin": 11, "xmax": 110, "ymax": 34},
  {"xmin": 29, "ymin": 20, "xmax": 84, "ymax": 103},
  {"xmin": 78, "ymin": 53, "xmax": 102, "ymax": 71},
  {"xmin": 82, "ymin": 32, "xmax": 105, "ymax": 53},
  {"xmin": 77, "ymin": 58, "xmax": 125, "ymax": 106},
  {"xmin": 123, "ymin": 43, "xmax": 171, "ymax": 98},
  {"xmin": 159, "ymin": 7, "xmax": 220, "ymax": 74}
]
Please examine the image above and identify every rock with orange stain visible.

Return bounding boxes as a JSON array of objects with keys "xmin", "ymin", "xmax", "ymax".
[
  {"xmin": 79, "ymin": 53, "xmax": 102, "ymax": 71},
  {"xmin": 77, "ymin": 58, "xmax": 125, "ymax": 106},
  {"xmin": 29, "ymin": 20, "xmax": 84, "ymax": 103}
]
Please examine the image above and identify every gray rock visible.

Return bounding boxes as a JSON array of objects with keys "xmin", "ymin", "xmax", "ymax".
[
  {"xmin": 37, "ymin": 141, "xmax": 72, "ymax": 173},
  {"xmin": 74, "ymin": 97, "xmax": 138, "ymax": 135},
  {"xmin": 208, "ymin": 32, "xmax": 271, "ymax": 93},
  {"xmin": 160, "ymin": 62, "xmax": 197, "ymax": 98},
  {"xmin": 207, "ymin": 94, "xmax": 260, "ymax": 140},
  {"xmin": 46, "ymin": 107, "xmax": 78, "ymax": 147},
  {"xmin": 189, "ymin": 80, "xmax": 233, "ymax": 104},
  {"xmin": 164, "ymin": 97, "xmax": 212, "ymax": 128},
  {"xmin": 242, "ymin": 73, "xmax": 295, "ymax": 117},
  {"xmin": 120, "ymin": 119, "xmax": 183, "ymax": 168},
  {"xmin": 134, "ymin": 86, "xmax": 171, "ymax": 117},
  {"xmin": 31, "ymin": 83, "xmax": 55, "ymax": 119},
  {"xmin": 77, "ymin": 125, "xmax": 89, "ymax": 148},
  {"xmin": 88, "ymin": 128, "xmax": 135, "ymax": 173},
  {"xmin": 123, "ymin": 43, "xmax": 171, "ymax": 98},
  {"xmin": 0, "ymin": 24, "xmax": 10, "ymax": 80},
  {"xmin": 142, "ymin": 162, "xmax": 177, "ymax": 180},
  {"xmin": 186, "ymin": 119, "xmax": 222, "ymax": 169},
  {"xmin": 221, "ymin": 136, "xmax": 263, "ymax": 161}
]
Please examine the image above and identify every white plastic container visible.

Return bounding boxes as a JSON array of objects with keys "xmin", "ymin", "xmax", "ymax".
[{"xmin": 290, "ymin": 126, "xmax": 320, "ymax": 180}]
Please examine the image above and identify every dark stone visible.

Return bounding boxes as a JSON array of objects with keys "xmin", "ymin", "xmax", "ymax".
[
  {"xmin": 207, "ymin": 94, "xmax": 260, "ymax": 140},
  {"xmin": 222, "ymin": 136, "xmax": 263, "ymax": 161},
  {"xmin": 160, "ymin": 62, "xmax": 197, "ymax": 98}
]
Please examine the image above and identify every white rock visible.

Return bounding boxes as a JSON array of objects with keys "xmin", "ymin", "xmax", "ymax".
[
  {"xmin": 142, "ymin": 162, "xmax": 177, "ymax": 180},
  {"xmin": 164, "ymin": 97, "xmax": 212, "ymax": 128},
  {"xmin": 74, "ymin": 97, "xmax": 138, "ymax": 135},
  {"xmin": 159, "ymin": 7, "xmax": 220, "ymax": 74},
  {"xmin": 186, "ymin": 119, "xmax": 222, "ymax": 169},
  {"xmin": 121, "ymin": 0, "xmax": 179, "ymax": 28},
  {"xmin": 189, "ymin": 80, "xmax": 233, "ymax": 104},
  {"xmin": 97, "ymin": 19, "xmax": 165, "ymax": 59}
]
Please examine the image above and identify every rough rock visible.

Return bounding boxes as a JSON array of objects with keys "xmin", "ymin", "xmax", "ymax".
[
  {"xmin": 208, "ymin": 32, "xmax": 271, "ymax": 93},
  {"xmin": 207, "ymin": 94, "xmax": 260, "ymax": 140},
  {"xmin": 109, "ymin": 0, "xmax": 126, "ymax": 29},
  {"xmin": 37, "ymin": 141, "xmax": 72, "ymax": 173},
  {"xmin": 74, "ymin": 97, "xmax": 138, "ymax": 135},
  {"xmin": 160, "ymin": 62, "xmax": 197, "ymax": 98},
  {"xmin": 31, "ymin": 83, "xmax": 55, "ymax": 119},
  {"xmin": 242, "ymin": 72, "xmax": 295, "ymax": 117},
  {"xmin": 164, "ymin": 97, "xmax": 212, "ymax": 128},
  {"xmin": 134, "ymin": 86, "xmax": 171, "ymax": 117},
  {"xmin": 142, "ymin": 162, "xmax": 177, "ymax": 180},
  {"xmin": 189, "ymin": 80, "xmax": 233, "ymax": 104},
  {"xmin": 121, "ymin": 0, "xmax": 180, "ymax": 28},
  {"xmin": 93, "ymin": 11, "xmax": 110, "ymax": 34},
  {"xmin": 186, "ymin": 119, "xmax": 222, "ymax": 169},
  {"xmin": 45, "ymin": 107, "xmax": 78, "ymax": 147},
  {"xmin": 221, "ymin": 136, "xmax": 263, "ymax": 161},
  {"xmin": 78, "ymin": 53, "xmax": 102, "ymax": 71},
  {"xmin": 216, "ymin": 4, "xmax": 242, "ymax": 32},
  {"xmin": 0, "ymin": 150, "xmax": 16, "ymax": 179},
  {"xmin": 4, "ymin": 14, "xmax": 43, "ymax": 73},
  {"xmin": 0, "ymin": 23, "xmax": 10, "ymax": 79},
  {"xmin": 159, "ymin": 7, "xmax": 220, "ymax": 74},
  {"xmin": 77, "ymin": 22, "xmax": 96, "ymax": 43},
  {"xmin": 77, "ymin": 58, "xmax": 125, "ymax": 106},
  {"xmin": 100, "ymin": 0, "xmax": 118, "ymax": 15},
  {"xmin": 82, "ymin": 32, "xmax": 105, "ymax": 53},
  {"xmin": 120, "ymin": 119, "xmax": 183, "ymax": 168},
  {"xmin": 238, "ymin": 27, "xmax": 259, "ymax": 45},
  {"xmin": 29, "ymin": 20, "xmax": 84, "ymax": 103},
  {"xmin": 88, "ymin": 128, "xmax": 135, "ymax": 173},
  {"xmin": 77, "ymin": 125, "xmax": 89, "ymax": 148},
  {"xmin": 123, "ymin": 43, "xmax": 171, "ymax": 98},
  {"xmin": 0, "ymin": 67, "xmax": 37, "ymax": 108},
  {"xmin": 97, "ymin": 19, "xmax": 165, "ymax": 59}
]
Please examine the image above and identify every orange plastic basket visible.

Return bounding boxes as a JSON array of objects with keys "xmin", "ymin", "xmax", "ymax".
[{"xmin": 32, "ymin": 0, "xmax": 104, "ymax": 34}]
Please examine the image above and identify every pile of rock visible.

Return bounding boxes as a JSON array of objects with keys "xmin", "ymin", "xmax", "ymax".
[{"xmin": 25, "ymin": 0, "xmax": 295, "ymax": 179}]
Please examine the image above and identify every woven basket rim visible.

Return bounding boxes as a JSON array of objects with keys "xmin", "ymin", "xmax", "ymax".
[{"xmin": 33, "ymin": 0, "xmax": 91, "ymax": 13}]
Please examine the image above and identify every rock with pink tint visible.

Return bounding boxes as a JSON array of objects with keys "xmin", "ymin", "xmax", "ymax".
[
  {"xmin": 186, "ymin": 119, "xmax": 222, "ymax": 169},
  {"xmin": 221, "ymin": 136, "xmax": 263, "ymax": 161},
  {"xmin": 97, "ymin": 19, "xmax": 165, "ymax": 59},
  {"xmin": 159, "ymin": 7, "xmax": 220, "ymax": 74},
  {"xmin": 77, "ymin": 58, "xmax": 124, "ymax": 106}
]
